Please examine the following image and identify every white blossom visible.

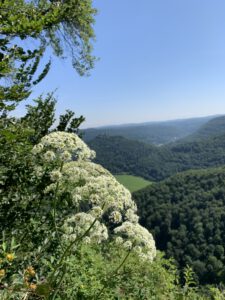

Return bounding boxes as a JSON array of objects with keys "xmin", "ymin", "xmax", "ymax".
[
  {"xmin": 60, "ymin": 151, "xmax": 72, "ymax": 161},
  {"xmin": 125, "ymin": 208, "xmax": 139, "ymax": 224},
  {"xmin": 44, "ymin": 151, "xmax": 56, "ymax": 162},
  {"xmin": 33, "ymin": 166, "xmax": 44, "ymax": 178},
  {"xmin": 123, "ymin": 240, "xmax": 133, "ymax": 250},
  {"xmin": 32, "ymin": 143, "xmax": 44, "ymax": 154},
  {"xmin": 114, "ymin": 222, "xmax": 156, "ymax": 261},
  {"xmin": 83, "ymin": 236, "xmax": 91, "ymax": 244},
  {"xmin": 90, "ymin": 206, "xmax": 103, "ymax": 218},
  {"xmin": 134, "ymin": 246, "xmax": 142, "ymax": 253},
  {"xmin": 109, "ymin": 211, "xmax": 122, "ymax": 224},
  {"xmin": 50, "ymin": 170, "xmax": 62, "ymax": 182},
  {"xmin": 40, "ymin": 131, "xmax": 95, "ymax": 161},
  {"xmin": 72, "ymin": 194, "xmax": 82, "ymax": 205},
  {"xmin": 115, "ymin": 237, "xmax": 123, "ymax": 245},
  {"xmin": 62, "ymin": 212, "xmax": 108, "ymax": 244}
]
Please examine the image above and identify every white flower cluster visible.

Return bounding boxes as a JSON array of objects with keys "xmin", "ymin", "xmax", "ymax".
[
  {"xmin": 50, "ymin": 170, "xmax": 62, "ymax": 182},
  {"xmin": 32, "ymin": 131, "xmax": 96, "ymax": 162},
  {"xmin": 32, "ymin": 132, "xmax": 156, "ymax": 261},
  {"xmin": 62, "ymin": 212, "xmax": 108, "ymax": 244},
  {"xmin": 114, "ymin": 222, "xmax": 156, "ymax": 261},
  {"xmin": 109, "ymin": 211, "xmax": 122, "ymax": 224},
  {"xmin": 45, "ymin": 160, "xmax": 137, "ymax": 216}
]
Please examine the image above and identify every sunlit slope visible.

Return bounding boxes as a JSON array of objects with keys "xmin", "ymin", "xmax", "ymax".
[
  {"xmin": 115, "ymin": 175, "xmax": 152, "ymax": 192},
  {"xmin": 174, "ymin": 115, "xmax": 225, "ymax": 143}
]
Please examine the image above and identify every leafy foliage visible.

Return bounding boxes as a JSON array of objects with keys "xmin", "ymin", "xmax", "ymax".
[
  {"xmin": 0, "ymin": 38, "xmax": 51, "ymax": 112},
  {"xmin": 0, "ymin": 0, "xmax": 97, "ymax": 72},
  {"xmin": 56, "ymin": 109, "xmax": 85, "ymax": 136},
  {"xmin": 0, "ymin": 0, "xmax": 97, "ymax": 113},
  {"xmin": 0, "ymin": 129, "xmax": 157, "ymax": 298},
  {"xmin": 88, "ymin": 135, "xmax": 171, "ymax": 180}
]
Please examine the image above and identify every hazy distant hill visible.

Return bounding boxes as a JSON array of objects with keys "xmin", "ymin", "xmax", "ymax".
[
  {"xmin": 83, "ymin": 115, "xmax": 216, "ymax": 145},
  {"xmin": 133, "ymin": 166, "xmax": 225, "ymax": 284},
  {"xmin": 88, "ymin": 133, "xmax": 225, "ymax": 181},
  {"xmin": 176, "ymin": 115, "xmax": 225, "ymax": 142}
]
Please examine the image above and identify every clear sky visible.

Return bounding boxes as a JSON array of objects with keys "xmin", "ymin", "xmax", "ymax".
[{"xmin": 17, "ymin": 0, "xmax": 225, "ymax": 128}]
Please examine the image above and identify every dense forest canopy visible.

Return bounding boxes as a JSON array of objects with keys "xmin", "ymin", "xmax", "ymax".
[
  {"xmin": 133, "ymin": 167, "xmax": 225, "ymax": 284},
  {"xmin": 88, "ymin": 116, "xmax": 225, "ymax": 181}
]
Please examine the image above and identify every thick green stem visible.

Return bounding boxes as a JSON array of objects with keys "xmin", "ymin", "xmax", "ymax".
[{"xmin": 52, "ymin": 161, "xmax": 64, "ymax": 237}]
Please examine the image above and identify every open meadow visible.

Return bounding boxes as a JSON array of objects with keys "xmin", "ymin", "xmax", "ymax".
[{"xmin": 115, "ymin": 175, "xmax": 152, "ymax": 192}]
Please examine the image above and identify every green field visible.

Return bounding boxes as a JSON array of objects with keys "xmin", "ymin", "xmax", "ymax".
[{"xmin": 115, "ymin": 175, "xmax": 152, "ymax": 193}]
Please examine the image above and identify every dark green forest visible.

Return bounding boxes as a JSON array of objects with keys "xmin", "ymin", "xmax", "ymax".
[
  {"xmin": 88, "ymin": 135, "xmax": 171, "ymax": 180},
  {"xmin": 133, "ymin": 167, "xmax": 225, "ymax": 284},
  {"xmin": 88, "ymin": 121, "xmax": 225, "ymax": 181}
]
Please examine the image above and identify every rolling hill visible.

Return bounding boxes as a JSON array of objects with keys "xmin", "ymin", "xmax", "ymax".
[
  {"xmin": 88, "ymin": 131, "xmax": 225, "ymax": 181},
  {"xmin": 83, "ymin": 115, "xmax": 216, "ymax": 145},
  {"xmin": 174, "ymin": 115, "xmax": 225, "ymax": 143},
  {"xmin": 88, "ymin": 135, "xmax": 171, "ymax": 180}
]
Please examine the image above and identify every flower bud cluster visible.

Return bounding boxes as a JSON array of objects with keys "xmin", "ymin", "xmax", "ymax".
[
  {"xmin": 62, "ymin": 212, "xmax": 108, "ymax": 244},
  {"xmin": 50, "ymin": 170, "xmax": 62, "ymax": 182},
  {"xmin": 45, "ymin": 161, "xmax": 137, "ymax": 217},
  {"xmin": 32, "ymin": 131, "xmax": 96, "ymax": 163},
  {"xmin": 114, "ymin": 222, "xmax": 156, "ymax": 261}
]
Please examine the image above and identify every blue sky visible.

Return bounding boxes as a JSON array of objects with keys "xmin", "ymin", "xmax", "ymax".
[{"xmin": 18, "ymin": 0, "xmax": 225, "ymax": 128}]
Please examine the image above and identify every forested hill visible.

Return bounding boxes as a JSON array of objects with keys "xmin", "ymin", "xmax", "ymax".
[
  {"xmin": 175, "ymin": 115, "xmax": 225, "ymax": 143},
  {"xmin": 133, "ymin": 167, "xmax": 225, "ymax": 284},
  {"xmin": 83, "ymin": 115, "xmax": 215, "ymax": 145},
  {"xmin": 88, "ymin": 133, "xmax": 225, "ymax": 181},
  {"xmin": 88, "ymin": 135, "xmax": 171, "ymax": 180}
]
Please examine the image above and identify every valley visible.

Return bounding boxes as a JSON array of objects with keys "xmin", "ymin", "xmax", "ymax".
[
  {"xmin": 86, "ymin": 114, "xmax": 225, "ymax": 285},
  {"xmin": 83, "ymin": 115, "xmax": 217, "ymax": 145},
  {"xmin": 87, "ymin": 115, "xmax": 225, "ymax": 181}
]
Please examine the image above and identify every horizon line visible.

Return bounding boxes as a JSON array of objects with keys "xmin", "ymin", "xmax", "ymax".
[{"xmin": 81, "ymin": 113, "xmax": 224, "ymax": 130}]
